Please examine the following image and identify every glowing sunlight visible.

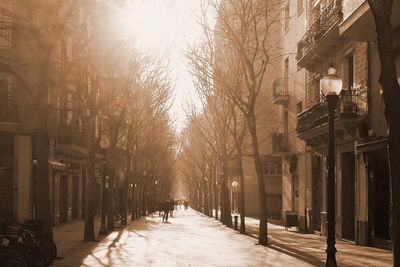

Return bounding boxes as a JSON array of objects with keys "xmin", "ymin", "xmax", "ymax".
[{"xmin": 110, "ymin": 0, "xmax": 211, "ymax": 132}]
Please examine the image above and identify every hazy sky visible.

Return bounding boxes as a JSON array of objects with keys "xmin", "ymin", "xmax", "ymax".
[{"xmin": 114, "ymin": 0, "xmax": 212, "ymax": 132}]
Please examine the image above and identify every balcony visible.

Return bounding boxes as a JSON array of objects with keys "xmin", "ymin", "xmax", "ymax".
[
  {"xmin": 272, "ymin": 132, "xmax": 289, "ymax": 156},
  {"xmin": 272, "ymin": 78, "xmax": 290, "ymax": 105},
  {"xmin": 296, "ymin": 89, "xmax": 367, "ymax": 145},
  {"xmin": 296, "ymin": 0, "xmax": 343, "ymax": 70},
  {"xmin": 57, "ymin": 125, "xmax": 87, "ymax": 154},
  {"xmin": 0, "ymin": 96, "xmax": 17, "ymax": 122}
]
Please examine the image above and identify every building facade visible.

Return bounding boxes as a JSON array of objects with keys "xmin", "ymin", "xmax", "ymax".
[
  {"xmin": 0, "ymin": 1, "xmax": 127, "ymax": 227},
  {"xmin": 279, "ymin": 0, "xmax": 400, "ymax": 250}
]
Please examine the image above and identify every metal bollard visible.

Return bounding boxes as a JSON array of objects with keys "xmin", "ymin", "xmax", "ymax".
[{"xmin": 234, "ymin": 215, "xmax": 238, "ymax": 230}]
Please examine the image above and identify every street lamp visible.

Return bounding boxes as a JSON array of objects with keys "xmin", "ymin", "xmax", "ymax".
[
  {"xmin": 99, "ymin": 135, "xmax": 110, "ymax": 235},
  {"xmin": 321, "ymin": 67, "xmax": 342, "ymax": 267}
]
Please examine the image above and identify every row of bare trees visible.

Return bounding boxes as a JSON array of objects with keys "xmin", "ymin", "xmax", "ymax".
[
  {"xmin": 0, "ymin": 0, "xmax": 176, "ymax": 243},
  {"xmin": 183, "ymin": 0, "xmax": 400, "ymax": 263},
  {"xmin": 180, "ymin": 0, "xmax": 281, "ymax": 245}
]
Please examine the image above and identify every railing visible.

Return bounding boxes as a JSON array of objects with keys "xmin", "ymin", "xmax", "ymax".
[
  {"xmin": 297, "ymin": 88, "xmax": 366, "ymax": 134},
  {"xmin": 296, "ymin": 0, "xmax": 343, "ymax": 62},
  {"xmin": 58, "ymin": 125, "xmax": 87, "ymax": 148},
  {"xmin": 0, "ymin": 15, "xmax": 14, "ymax": 50},
  {"xmin": 267, "ymin": 210, "xmax": 282, "ymax": 221},
  {"xmin": 273, "ymin": 78, "xmax": 290, "ymax": 97},
  {"xmin": 0, "ymin": 96, "xmax": 17, "ymax": 122},
  {"xmin": 272, "ymin": 132, "xmax": 289, "ymax": 153}
]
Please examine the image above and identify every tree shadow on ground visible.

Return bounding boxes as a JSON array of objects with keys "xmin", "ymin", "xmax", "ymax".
[
  {"xmin": 245, "ymin": 226, "xmax": 325, "ymax": 266},
  {"xmin": 78, "ymin": 215, "xmax": 163, "ymax": 267}
]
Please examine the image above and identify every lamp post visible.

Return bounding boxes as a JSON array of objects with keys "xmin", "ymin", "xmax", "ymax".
[
  {"xmin": 321, "ymin": 67, "xmax": 342, "ymax": 267},
  {"xmin": 99, "ymin": 135, "xmax": 110, "ymax": 235}
]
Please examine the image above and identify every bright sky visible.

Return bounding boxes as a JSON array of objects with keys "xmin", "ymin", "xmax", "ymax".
[{"xmin": 113, "ymin": 0, "xmax": 213, "ymax": 132}]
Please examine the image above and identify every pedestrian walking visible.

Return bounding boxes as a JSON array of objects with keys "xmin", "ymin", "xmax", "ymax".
[
  {"xmin": 169, "ymin": 198, "xmax": 174, "ymax": 217},
  {"xmin": 162, "ymin": 201, "xmax": 169, "ymax": 222},
  {"xmin": 157, "ymin": 201, "xmax": 162, "ymax": 217}
]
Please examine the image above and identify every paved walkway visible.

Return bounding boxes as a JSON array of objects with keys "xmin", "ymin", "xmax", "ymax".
[
  {"xmin": 244, "ymin": 217, "xmax": 392, "ymax": 267},
  {"xmin": 50, "ymin": 209, "xmax": 393, "ymax": 266}
]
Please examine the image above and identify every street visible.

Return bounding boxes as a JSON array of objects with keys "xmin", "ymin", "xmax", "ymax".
[{"xmin": 51, "ymin": 209, "xmax": 392, "ymax": 267}]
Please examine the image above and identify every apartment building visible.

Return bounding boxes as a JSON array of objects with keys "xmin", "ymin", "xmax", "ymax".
[
  {"xmin": 273, "ymin": 0, "xmax": 308, "ymax": 231},
  {"xmin": 0, "ymin": 1, "xmax": 126, "ymax": 226},
  {"xmin": 279, "ymin": 0, "xmax": 400, "ymax": 249}
]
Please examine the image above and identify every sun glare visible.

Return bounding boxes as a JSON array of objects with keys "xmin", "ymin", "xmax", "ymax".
[
  {"xmin": 109, "ymin": 0, "xmax": 214, "ymax": 131},
  {"xmin": 113, "ymin": 1, "xmax": 182, "ymax": 52}
]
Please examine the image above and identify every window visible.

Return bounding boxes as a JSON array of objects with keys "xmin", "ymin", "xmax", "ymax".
[
  {"xmin": 314, "ymin": 79, "xmax": 321, "ymax": 103},
  {"xmin": 284, "ymin": 57, "xmax": 289, "ymax": 92},
  {"xmin": 0, "ymin": 78, "xmax": 9, "ymax": 97},
  {"xmin": 297, "ymin": 0, "xmax": 303, "ymax": 15},
  {"xmin": 348, "ymin": 55, "xmax": 354, "ymax": 90},
  {"xmin": 297, "ymin": 102, "xmax": 303, "ymax": 114},
  {"xmin": 284, "ymin": 111, "xmax": 288, "ymax": 134},
  {"xmin": 262, "ymin": 158, "xmax": 282, "ymax": 175},
  {"xmin": 284, "ymin": 4, "xmax": 290, "ymax": 32},
  {"xmin": 0, "ymin": 12, "xmax": 12, "ymax": 48}
]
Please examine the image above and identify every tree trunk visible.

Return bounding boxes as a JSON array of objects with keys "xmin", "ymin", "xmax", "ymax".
[
  {"xmin": 220, "ymin": 172, "xmax": 225, "ymax": 223},
  {"xmin": 209, "ymin": 167, "xmax": 213, "ymax": 217},
  {"xmin": 137, "ymin": 181, "xmax": 142, "ymax": 218},
  {"xmin": 222, "ymin": 161, "xmax": 232, "ymax": 227},
  {"xmin": 237, "ymin": 148, "xmax": 246, "ymax": 234},
  {"xmin": 214, "ymin": 172, "xmax": 219, "ymax": 220},
  {"xmin": 107, "ymin": 171, "xmax": 115, "ymax": 231},
  {"xmin": 368, "ymin": 1, "xmax": 400, "ymax": 263},
  {"xmin": 36, "ymin": 48, "xmax": 53, "ymax": 240},
  {"xmin": 204, "ymin": 181, "xmax": 209, "ymax": 216},
  {"xmin": 84, "ymin": 110, "xmax": 96, "ymax": 241},
  {"xmin": 141, "ymin": 178, "xmax": 148, "ymax": 216},
  {"xmin": 247, "ymin": 111, "xmax": 268, "ymax": 245},
  {"xmin": 36, "ymin": 132, "xmax": 53, "ymax": 238}
]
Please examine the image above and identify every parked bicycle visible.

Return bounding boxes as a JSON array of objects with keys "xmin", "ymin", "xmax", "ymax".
[{"xmin": 0, "ymin": 219, "xmax": 57, "ymax": 267}]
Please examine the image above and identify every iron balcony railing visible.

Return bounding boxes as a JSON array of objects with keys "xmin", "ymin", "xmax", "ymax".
[
  {"xmin": 58, "ymin": 125, "xmax": 87, "ymax": 148},
  {"xmin": 273, "ymin": 78, "xmax": 290, "ymax": 97},
  {"xmin": 272, "ymin": 132, "xmax": 289, "ymax": 153},
  {"xmin": 296, "ymin": 0, "xmax": 343, "ymax": 62},
  {"xmin": 0, "ymin": 96, "xmax": 18, "ymax": 122},
  {"xmin": 297, "ymin": 88, "xmax": 367, "ymax": 134}
]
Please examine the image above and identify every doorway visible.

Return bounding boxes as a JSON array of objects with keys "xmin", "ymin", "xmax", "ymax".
[
  {"xmin": 60, "ymin": 175, "xmax": 68, "ymax": 223},
  {"xmin": 81, "ymin": 165, "xmax": 86, "ymax": 219},
  {"xmin": 311, "ymin": 155, "xmax": 322, "ymax": 232},
  {"xmin": 72, "ymin": 176, "xmax": 79, "ymax": 219},
  {"xmin": 368, "ymin": 149, "xmax": 390, "ymax": 246},
  {"xmin": 341, "ymin": 152, "xmax": 355, "ymax": 241}
]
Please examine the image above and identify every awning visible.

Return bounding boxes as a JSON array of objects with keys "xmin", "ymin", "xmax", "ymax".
[
  {"xmin": 48, "ymin": 160, "xmax": 67, "ymax": 171},
  {"xmin": 32, "ymin": 159, "xmax": 67, "ymax": 171}
]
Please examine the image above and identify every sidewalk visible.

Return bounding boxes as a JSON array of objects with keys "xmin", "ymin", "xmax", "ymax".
[
  {"xmin": 244, "ymin": 217, "xmax": 393, "ymax": 267},
  {"xmin": 52, "ymin": 209, "xmax": 315, "ymax": 266},
  {"xmin": 51, "ymin": 217, "xmax": 110, "ymax": 266},
  {"xmin": 49, "ymin": 211, "xmax": 393, "ymax": 266}
]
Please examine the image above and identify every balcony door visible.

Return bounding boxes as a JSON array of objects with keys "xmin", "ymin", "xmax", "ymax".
[
  {"xmin": 72, "ymin": 176, "xmax": 79, "ymax": 219},
  {"xmin": 60, "ymin": 175, "xmax": 68, "ymax": 223},
  {"xmin": 341, "ymin": 152, "xmax": 355, "ymax": 241},
  {"xmin": 311, "ymin": 155, "xmax": 322, "ymax": 232},
  {"xmin": 368, "ymin": 149, "xmax": 391, "ymax": 248}
]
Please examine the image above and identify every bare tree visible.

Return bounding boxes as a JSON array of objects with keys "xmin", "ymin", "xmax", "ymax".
[
  {"xmin": 191, "ymin": 0, "xmax": 281, "ymax": 245},
  {"xmin": 0, "ymin": 0, "xmax": 78, "ymax": 240}
]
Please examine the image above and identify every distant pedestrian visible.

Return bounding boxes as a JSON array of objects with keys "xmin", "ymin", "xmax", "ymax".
[
  {"xmin": 184, "ymin": 200, "xmax": 188, "ymax": 210},
  {"xmin": 158, "ymin": 201, "xmax": 162, "ymax": 217},
  {"xmin": 162, "ymin": 201, "xmax": 169, "ymax": 222},
  {"xmin": 169, "ymin": 199, "xmax": 174, "ymax": 217}
]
